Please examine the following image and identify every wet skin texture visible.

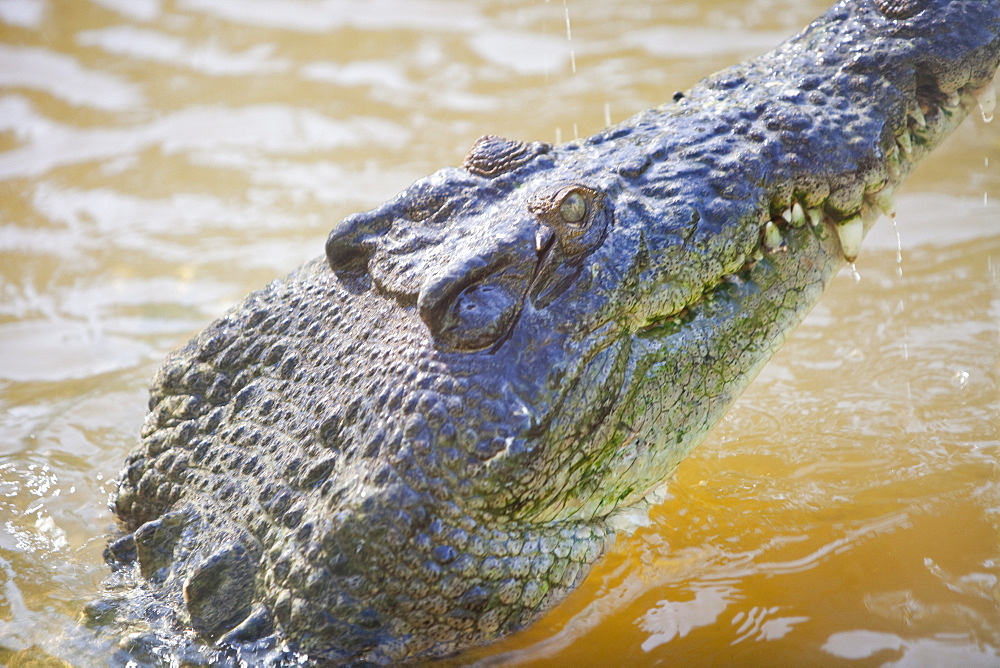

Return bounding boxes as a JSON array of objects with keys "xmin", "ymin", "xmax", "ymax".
[{"xmin": 99, "ymin": 0, "xmax": 999, "ymax": 664}]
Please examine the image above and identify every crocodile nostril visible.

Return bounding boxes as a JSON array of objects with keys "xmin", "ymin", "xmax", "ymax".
[{"xmin": 325, "ymin": 212, "xmax": 390, "ymax": 274}]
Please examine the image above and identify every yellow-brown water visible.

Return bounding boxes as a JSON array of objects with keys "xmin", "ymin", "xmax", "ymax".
[{"xmin": 0, "ymin": 1, "xmax": 997, "ymax": 665}]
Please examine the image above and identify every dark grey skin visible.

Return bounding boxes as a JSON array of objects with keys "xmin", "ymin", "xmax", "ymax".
[{"xmin": 96, "ymin": 0, "xmax": 999, "ymax": 664}]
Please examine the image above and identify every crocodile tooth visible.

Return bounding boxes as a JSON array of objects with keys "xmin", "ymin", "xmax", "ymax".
[
  {"xmin": 807, "ymin": 207, "xmax": 823, "ymax": 227},
  {"xmin": 885, "ymin": 140, "xmax": 899, "ymax": 162},
  {"xmin": 863, "ymin": 207, "xmax": 883, "ymax": 229},
  {"xmin": 836, "ymin": 215, "xmax": 864, "ymax": 262},
  {"xmin": 887, "ymin": 161, "xmax": 902, "ymax": 181},
  {"xmin": 946, "ymin": 91, "xmax": 961, "ymax": 108},
  {"xmin": 896, "ymin": 131, "xmax": 912, "ymax": 156},
  {"xmin": 909, "ymin": 106, "xmax": 927, "ymax": 128},
  {"xmin": 763, "ymin": 221, "xmax": 783, "ymax": 251},
  {"xmin": 870, "ymin": 183, "xmax": 896, "ymax": 216},
  {"xmin": 789, "ymin": 202, "xmax": 806, "ymax": 228},
  {"xmin": 780, "ymin": 206, "xmax": 793, "ymax": 224},
  {"xmin": 886, "ymin": 144, "xmax": 903, "ymax": 181}
]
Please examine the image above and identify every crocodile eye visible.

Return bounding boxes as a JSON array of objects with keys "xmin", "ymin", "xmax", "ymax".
[
  {"xmin": 528, "ymin": 185, "xmax": 594, "ymax": 230},
  {"xmin": 527, "ymin": 184, "xmax": 611, "ymax": 259},
  {"xmin": 559, "ymin": 191, "xmax": 587, "ymax": 224}
]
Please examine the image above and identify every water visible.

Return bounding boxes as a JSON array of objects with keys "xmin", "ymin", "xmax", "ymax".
[{"xmin": 0, "ymin": 0, "xmax": 997, "ymax": 665}]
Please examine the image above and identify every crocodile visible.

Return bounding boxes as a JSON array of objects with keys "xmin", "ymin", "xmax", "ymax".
[{"xmin": 94, "ymin": 0, "xmax": 999, "ymax": 664}]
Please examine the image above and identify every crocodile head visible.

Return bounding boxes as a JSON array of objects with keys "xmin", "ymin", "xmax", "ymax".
[{"xmin": 106, "ymin": 0, "xmax": 999, "ymax": 663}]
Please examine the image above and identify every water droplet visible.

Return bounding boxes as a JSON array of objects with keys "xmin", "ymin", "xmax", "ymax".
[
  {"xmin": 890, "ymin": 215, "xmax": 903, "ymax": 278},
  {"xmin": 976, "ymin": 85, "xmax": 995, "ymax": 123},
  {"xmin": 564, "ymin": 2, "xmax": 576, "ymax": 74}
]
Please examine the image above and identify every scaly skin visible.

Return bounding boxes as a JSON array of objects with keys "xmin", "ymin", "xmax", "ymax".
[{"xmin": 100, "ymin": 0, "xmax": 999, "ymax": 664}]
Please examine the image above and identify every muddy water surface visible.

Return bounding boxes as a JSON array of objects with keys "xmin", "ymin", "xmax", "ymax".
[{"xmin": 0, "ymin": 0, "xmax": 997, "ymax": 665}]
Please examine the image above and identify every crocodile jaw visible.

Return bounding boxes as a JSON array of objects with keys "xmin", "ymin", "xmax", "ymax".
[{"xmin": 504, "ymin": 14, "xmax": 1000, "ymax": 524}]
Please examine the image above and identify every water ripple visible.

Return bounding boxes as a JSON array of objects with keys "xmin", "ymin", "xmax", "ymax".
[
  {"xmin": 0, "ymin": 95, "xmax": 409, "ymax": 179},
  {"xmin": 0, "ymin": 45, "xmax": 144, "ymax": 111}
]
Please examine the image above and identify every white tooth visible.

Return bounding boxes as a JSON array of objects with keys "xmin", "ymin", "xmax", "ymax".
[
  {"xmin": 871, "ymin": 183, "xmax": 896, "ymax": 216},
  {"xmin": 886, "ymin": 141, "xmax": 900, "ymax": 162},
  {"xmin": 780, "ymin": 206, "xmax": 792, "ymax": 224},
  {"xmin": 887, "ymin": 158, "xmax": 902, "ymax": 182},
  {"xmin": 861, "ymin": 204, "xmax": 882, "ymax": 226},
  {"xmin": 884, "ymin": 142, "xmax": 901, "ymax": 182},
  {"xmin": 790, "ymin": 202, "xmax": 806, "ymax": 228},
  {"xmin": 909, "ymin": 106, "xmax": 926, "ymax": 128},
  {"xmin": 763, "ymin": 221, "xmax": 783, "ymax": 251},
  {"xmin": 836, "ymin": 215, "xmax": 864, "ymax": 262},
  {"xmin": 946, "ymin": 91, "xmax": 961, "ymax": 108},
  {"xmin": 807, "ymin": 207, "xmax": 823, "ymax": 227},
  {"xmin": 976, "ymin": 85, "xmax": 996, "ymax": 122},
  {"xmin": 896, "ymin": 131, "xmax": 912, "ymax": 156}
]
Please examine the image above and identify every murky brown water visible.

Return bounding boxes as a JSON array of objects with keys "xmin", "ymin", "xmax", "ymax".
[{"xmin": 0, "ymin": 0, "xmax": 997, "ymax": 665}]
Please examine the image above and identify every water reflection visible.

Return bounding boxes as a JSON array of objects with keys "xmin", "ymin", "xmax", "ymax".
[
  {"xmin": 0, "ymin": 45, "xmax": 143, "ymax": 111},
  {"xmin": 77, "ymin": 26, "xmax": 291, "ymax": 76},
  {"xmin": 0, "ymin": 0, "xmax": 46, "ymax": 29},
  {"xmin": 178, "ymin": 0, "xmax": 483, "ymax": 32},
  {"xmin": 0, "ymin": 98, "xmax": 409, "ymax": 179}
]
